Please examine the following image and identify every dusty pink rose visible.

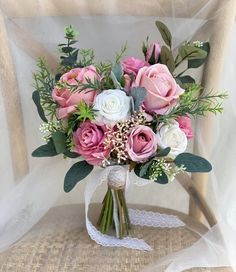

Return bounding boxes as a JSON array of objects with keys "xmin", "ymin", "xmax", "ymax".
[
  {"xmin": 52, "ymin": 66, "xmax": 99, "ymax": 119},
  {"xmin": 73, "ymin": 121, "xmax": 110, "ymax": 166},
  {"xmin": 177, "ymin": 116, "xmax": 193, "ymax": 139},
  {"xmin": 134, "ymin": 64, "xmax": 185, "ymax": 115},
  {"xmin": 126, "ymin": 125, "xmax": 157, "ymax": 162},
  {"xmin": 146, "ymin": 43, "xmax": 161, "ymax": 64},
  {"xmin": 121, "ymin": 57, "xmax": 148, "ymax": 76}
]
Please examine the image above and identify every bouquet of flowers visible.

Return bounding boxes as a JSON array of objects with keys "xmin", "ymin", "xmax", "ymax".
[{"xmin": 32, "ymin": 21, "xmax": 226, "ymax": 240}]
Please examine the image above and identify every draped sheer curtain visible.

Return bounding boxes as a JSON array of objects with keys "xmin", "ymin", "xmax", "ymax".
[{"xmin": 0, "ymin": 0, "xmax": 236, "ymax": 271}]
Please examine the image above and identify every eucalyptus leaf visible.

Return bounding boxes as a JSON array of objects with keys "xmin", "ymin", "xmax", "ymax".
[
  {"xmin": 52, "ymin": 131, "xmax": 67, "ymax": 154},
  {"xmin": 63, "ymin": 150, "xmax": 80, "ymax": 158},
  {"xmin": 156, "ymin": 147, "xmax": 171, "ymax": 157},
  {"xmin": 64, "ymin": 161, "xmax": 93, "ymax": 192},
  {"xmin": 110, "ymin": 71, "xmax": 122, "ymax": 89},
  {"xmin": 61, "ymin": 49, "xmax": 78, "ymax": 67},
  {"xmin": 160, "ymin": 46, "xmax": 175, "ymax": 73},
  {"xmin": 139, "ymin": 160, "xmax": 154, "ymax": 177},
  {"xmin": 61, "ymin": 47, "xmax": 74, "ymax": 54},
  {"xmin": 153, "ymin": 172, "xmax": 168, "ymax": 184},
  {"xmin": 134, "ymin": 164, "xmax": 149, "ymax": 179},
  {"xmin": 32, "ymin": 139, "xmax": 57, "ymax": 157},
  {"xmin": 32, "ymin": 91, "xmax": 48, "ymax": 123},
  {"xmin": 179, "ymin": 45, "xmax": 207, "ymax": 60},
  {"xmin": 130, "ymin": 87, "xmax": 147, "ymax": 111},
  {"xmin": 155, "ymin": 21, "xmax": 172, "ymax": 48},
  {"xmin": 176, "ymin": 75, "xmax": 195, "ymax": 84},
  {"xmin": 188, "ymin": 42, "xmax": 210, "ymax": 68},
  {"xmin": 112, "ymin": 63, "xmax": 123, "ymax": 82},
  {"xmin": 174, "ymin": 153, "xmax": 212, "ymax": 173}
]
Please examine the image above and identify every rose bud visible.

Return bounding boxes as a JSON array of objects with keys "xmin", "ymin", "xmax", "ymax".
[{"xmin": 146, "ymin": 43, "xmax": 161, "ymax": 64}]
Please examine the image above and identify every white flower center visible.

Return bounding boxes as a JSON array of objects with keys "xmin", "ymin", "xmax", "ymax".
[{"xmin": 102, "ymin": 95, "xmax": 121, "ymax": 113}]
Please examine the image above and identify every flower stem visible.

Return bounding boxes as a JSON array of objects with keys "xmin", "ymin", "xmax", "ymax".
[
  {"xmin": 101, "ymin": 189, "xmax": 111, "ymax": 233},
  {"xmin": 118, "ymin": 190, "xmax": 130, "ymax": 235},
  {"xmin": 97, "ymin": 190, "xmax": 108, "ymax": 226},
  {"xmin": 105, "ymin": 189, "xmax": 113, "ymax": 232},
  {"xmin": 114, "ymin": 190, "xmax": 123, "ymax": 239},
  {"xmin": 97, "ymin": 187, "xmax": 131, "ymax": 239}
]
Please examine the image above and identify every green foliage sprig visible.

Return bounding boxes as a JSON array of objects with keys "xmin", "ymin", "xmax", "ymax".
[
  {"xmin": 58, "ymin": 25, "xmax": 79, "ymax": 69},
  {"xmin": 33, "ymin": 58, "xmax": 56, "ymax": 121},
  {"xmin": 155, "ymin": 84, "xmax": 228, "ymax": 124}
]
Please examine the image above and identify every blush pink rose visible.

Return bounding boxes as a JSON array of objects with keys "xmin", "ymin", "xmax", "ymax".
[
  {"xmin": 121, "ymin": 57, "xmax": 149, "ymax": 76},
  {"xmin": 126, "ymin": 125, "xmax": 157, "ymax": 162},
  {"xmin": 134, "ymin": 64, "xmax": 185, "ymax": 115},
  {"xmin": 146, "ymin": 43, "xmax": 161, "ymax": 64},
  {"xmin": 177, "ymin": 116, "xmax": 193, "ymax": 139},
  {"xmin": 52, "ymin": 65, "xmax": 99, "ymax": 119},
  {"xmin": 73, "ymin": 121, "xmax": 110, "ymax": 166}
]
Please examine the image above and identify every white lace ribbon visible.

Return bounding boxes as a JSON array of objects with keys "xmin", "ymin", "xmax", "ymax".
[{"xmin": 85, "ymin": 166, "xmax": 185, "ymax": 251}]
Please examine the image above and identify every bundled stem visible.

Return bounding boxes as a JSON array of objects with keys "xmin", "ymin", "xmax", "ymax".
[{"xmin": 97, "ymin": 187, "xmax": 131, "ymax": 239}]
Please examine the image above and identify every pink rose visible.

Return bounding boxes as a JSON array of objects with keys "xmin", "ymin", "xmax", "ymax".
[
  {"xmin": 73, "ymin": 121, "xmax": 110, "ymax": 166},
  {"xmin": 126, "ymin": 125, "xmax": 157, "ymax": 162},
  {"xmin": 52, "ymin": 65, "xmax": 99, "ymax": 119},
  {"xmin": 121, "ymin": 57, "xmax": 148, "ymax": 76},
  {"xmin": 177, "ymin": 116, "xmax": 193, "ymax": 139},
  {"xmin": 134, "ymin": 64, "xmax": 185, "ymax": 115},
  {"xmin": 146, "ymin": 43, "xmax": 161, "ymax": 64}
]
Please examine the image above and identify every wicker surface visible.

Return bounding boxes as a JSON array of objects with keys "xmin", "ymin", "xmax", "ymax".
[{"xmin": 0, "ymin": 204, "xmax": 231, "ymax": 272}]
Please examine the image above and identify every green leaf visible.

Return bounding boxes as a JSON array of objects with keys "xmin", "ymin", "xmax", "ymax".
[
  {"xmin": 155, "ymin": 21, "xmax": 172, "ymax": 48},
  {"xmin": 188, "ymin": 42, "xmax": 210, "ymax": 68},
  {"xmin": 64, "ymin": 161, "xmax": 93, "ymax": 192},
  {"xmin": 148, "ymin": 46, "xmax": 157, "ymax": 65},
  {"xmin": 139, "ymin": 160, "xmax": 154, "ymax": 177},
  {"xmin": 142, "ymin": 41, "xmax": 148, "ymax": 57},
  {"xmin": 61, "ymin": 46, "xmax": 74, "ymax": 54},
  {"xmin": 32, "ymin": 139, "xmax": 57, "ymax": 157},
  {"xmin": 156, "ymin": 147, "xmax": 171, "ymax": 157},
  {"xmin": 174, "ymin": 153, "xmax": 212, "ymax": 173},
  {"xmin": 52, "ymin": 131, "xmax": 67, "ymax": 154},
  {"xmin": 177, "ymin": 75, "xmax": 195, "ymax": 84},
  {"xmin": 63, "ymin": 150, "xmax": 80, "ymax": 158},
  {"xmin": 130, "ymin": 87, "xmax": 147, "ymax": 111},
  {"xmin": 179, "ymin": 45, "xmax": 207, "ymax": 60},
  {"xmin": 32, "ymin": 91, "xmax": 48, "ymax": 123},
  {"xmin": 134, "ymin": 164, "xmax": 149, "ymax": 179},
  {"xmin": 160, "ymin": 46, "xmax": 175, "ymax": 73},
  {"xmin": 112, "ymin": 63, "xmax": 122, "ymax": 82},
  {"xmin": 61, "ymin": 49, "xmax": 79, "ymax": 67},
  {"xmin": 153, "ymin": 172, "xmax": 168, "ymax": 184}
]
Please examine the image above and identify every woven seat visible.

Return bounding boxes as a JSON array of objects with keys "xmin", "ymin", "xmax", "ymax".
[{"xmin": 0, "ymin": 204, "xmax": 231, "ymax": 272}]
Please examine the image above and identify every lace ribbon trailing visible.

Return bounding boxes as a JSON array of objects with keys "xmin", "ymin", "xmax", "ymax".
[{"xmin": 85, "ymin": 166, "xmax": 185, "ymax": 251}]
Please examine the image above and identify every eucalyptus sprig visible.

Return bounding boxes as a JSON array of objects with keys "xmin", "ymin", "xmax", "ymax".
[{"xmin": 58, "ymin": 25, "xmax": 79, "ymax": 69}]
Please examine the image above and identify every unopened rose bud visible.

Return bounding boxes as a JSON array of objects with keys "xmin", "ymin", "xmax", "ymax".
[{"xmin": 146, "ymin": 43, "xmax": 161, "ymax": 64}]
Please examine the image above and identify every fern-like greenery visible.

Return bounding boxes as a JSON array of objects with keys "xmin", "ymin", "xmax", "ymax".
[
  {"xmin": 156, "ymin": 84, "xmax": 228, "ymax": 124},
  {"xmin": 33, "ymin": 58, "xmax": 57, "ymax": 120}
]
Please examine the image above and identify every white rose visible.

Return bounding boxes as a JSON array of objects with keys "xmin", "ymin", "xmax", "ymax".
[
  {"xmin": 93, "ymin": 89, "xmax": 131, "ymax": 125},
  {"xmin": 156, "ymin": 121, "xmax": 187, "ymax": 157}
]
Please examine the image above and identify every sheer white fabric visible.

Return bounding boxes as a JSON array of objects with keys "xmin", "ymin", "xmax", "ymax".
[{"xmin": 0, "ymin": 0, "xmax": 236, "ymax": 271}]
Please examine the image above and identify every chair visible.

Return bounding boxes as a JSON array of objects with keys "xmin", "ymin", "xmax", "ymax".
[{"xmin": 0, "ymin": 0, "xmax": 235, "ymax": 271}]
